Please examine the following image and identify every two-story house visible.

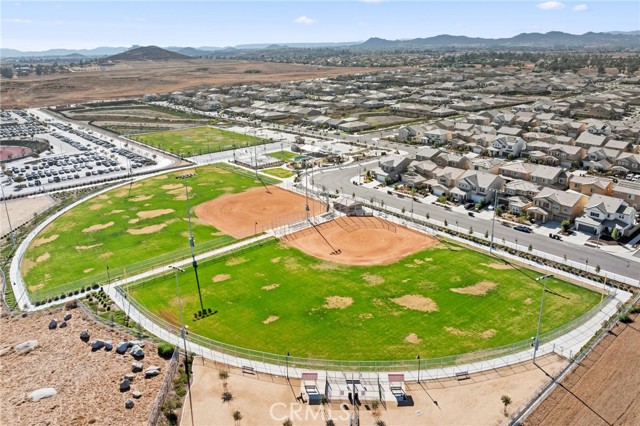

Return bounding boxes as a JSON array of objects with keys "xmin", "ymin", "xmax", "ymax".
[
  {"xmin": 433, "ymin": 152, "xmax": 470, "ymax": 169},
  {"xmin": 575, "ymin": 194, "xmax": 638, "ymax": 237},
  {"xmin": 373, "ymin": 155, "xmax": 413, "ymax": 183},
  {"xmin": 530, "ymin": 165, "xmax": 568, "ymax": 189},
  {"xmin": 421, "ymin": 128, "xmax": 453, "ymax": 146},
  {"xmin": 427, "ymin": 166, "xmax": 467, "ymax": 197},
  {"xmin": 490, "ymin": 136, "xmax": 526, "ymax": 158},
  {"xmin": 529, "ymin": 188, "xmax": 588, "ymax": 223},
  {"xmin": 499, "ymin": 162, "xmax": 538, "ymax": 181},
  {"xmin": 568, "ymin": 175, "xmax": 614, "ymax": 196},
  {"xmin": 452, "ymin": 171, "xmax": 505, "ymax": 203},
  {"xmin": 615, "ymin": 153, "xmax": 640, "ymax": 173},
  {"xmin": 547, "ymin": 144, "xmax": 586, "ymax": 168}
]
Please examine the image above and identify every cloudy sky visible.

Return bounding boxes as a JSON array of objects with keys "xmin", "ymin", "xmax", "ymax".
[{"xmin": 2, "ymin": 1, "xmax": 639, "ymax": 50}]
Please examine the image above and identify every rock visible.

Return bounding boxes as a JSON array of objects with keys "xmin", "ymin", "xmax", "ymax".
[
  {"xmin": 132, "ymin": 362, "xmax": 143, "ymax": 373},
  {"xmin": 104, "ymin": 341, "xmax": 113, "ymax": 351},
  {"xmin": 0, "ymin": 347, "xmax": 12, "ymax": 357},
  {"xmin": 90, "ymin": 339, "xmax": 105, "ymax": 350},
  {"xmin": 58, "ymin": 321, "xmax": 67, "ymax": 329},
  {"xmin": 120, "ymin": 378, "xmax": 131, "ymax": 392},
  {"xmin": 124, "ymin": 373, "xmax": 136, "ymax": 382},
  {"xmin": 129, "ymin": 345, "xmax": 144, "ymax": 359},
  {"xmin": 63, "ymin": 313, "xmax": 72, "ymax": 321},
  {"xmin": 14, "ymin": 340, "xmax": 38, "ymax": 354},
  {"xmin": 132, "ymin": 391, "xmax": 142, "ymax": 399},
  {"xmin": 48, "ymin": 319, "xmax": 58, "ymax": 330},
  {"xmin": 144, "ymin": 366, "xmax": 161, "ymax": 378},
  {"xmin": 124, "ymin": 399, "xmax": 134, "ymax": 409},
  {"xmin": 129, "ymin": 340, "xmax": 144, "ymax": 348},
  {"xmin": 80, "ymin": 330, "xmax": 90, "ymax": 342},
  {"xmin": 28, "ymin": 387, "xmax": 57, "ymax": 401},
  {"xmin": 116, "ymin": 341, "xmax": 130, "ymax": 354}
]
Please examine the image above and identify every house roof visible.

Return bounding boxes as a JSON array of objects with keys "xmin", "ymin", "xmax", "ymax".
[
  {"xmin": 534, "ymin": 187, "xmax": 585, "ymax": 207},
  {"xmin": 585, "ymin": 194, "xmax": 629, "ymax": 215}
]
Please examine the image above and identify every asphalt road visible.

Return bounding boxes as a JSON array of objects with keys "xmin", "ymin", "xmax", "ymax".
[{"xmin": 312, "ymin": 164, "xmax": 640, "ymax": 284}]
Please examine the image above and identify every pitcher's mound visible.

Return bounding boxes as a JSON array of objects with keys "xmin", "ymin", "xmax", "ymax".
[{"xmin": 284, "ymin": 216, "xmax": 438, "ymax": 266}]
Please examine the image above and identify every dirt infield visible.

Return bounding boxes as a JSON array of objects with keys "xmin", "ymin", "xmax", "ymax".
[
  {"xmin": 284, "ymin": 216, "xmax": 438, "ymax": 266},
  {"xmin": 523, "ymin": 310, "xmax": 640, "ymax": 426},
  {"xmin": 194, "ymin": 186, "xmax": 326, "ymax": 239}
]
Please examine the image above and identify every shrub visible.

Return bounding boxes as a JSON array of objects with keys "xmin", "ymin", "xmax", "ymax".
[
  {"xmin": 221, "ymin": 391, "xmax": 233, "ymax": 402},
  {"xmin": 629, "ymin": 305, "xmax": 640, "ymax": 314},
  {"xmin": 157, "ymin": 342, "xmax": 175, "ymax": 359},
  {"xmin": 619, "ymin": 314, "xmax": 633, "ymax": 324},
  {"xmin": 64, "ymin": 299, "xmax": 78, "ymax": 310}
]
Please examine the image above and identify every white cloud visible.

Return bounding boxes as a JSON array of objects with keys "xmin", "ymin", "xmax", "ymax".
[
  {"xmin": 294, "ymin": 15, "xmax": 316, "ymax": 25},
  {"xmin": 573, "ymin": 4, "xmax": 589, "ymax": 12},
  {"xmin": 3, "ymin": 18, "xmax": 31, "ymax": 24},
  {"xmin": 536, "ymin": 1, "xmax": 565, "ymax": 10}
]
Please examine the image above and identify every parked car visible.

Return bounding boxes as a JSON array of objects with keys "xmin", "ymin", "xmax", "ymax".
[
  {"xmin": 549, "ymin": 233, "xmax": 562, "ymax": 240},
  {"xmin": 468, "ymin": 212, "xmax": 475, "ymax": 217},
  {"xmin": 514, "ymin": 225, "xmax": 532, "ymax": 233},
  {"xmin": 464, "ymin": 202, "xmax": 475, "ymax": 210}
]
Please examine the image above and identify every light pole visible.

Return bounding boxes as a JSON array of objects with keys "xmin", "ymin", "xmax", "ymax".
[
  {"xmin": 533, "ymin": 274, "xmax": 553, "ymax": 364},
  {"xmin": 106, "ymin": 265, "xmax": 110, "ymax": 286},
  {"xmin": 182, "ymin": 181, "xmax": 205, "ymax": 314},
  {"xmin": 515, "ymin": 238, "xmax": 518, "ymax": 252},
  {"xmin": 489, "ymin": 190, "xmax": 498, "ymax": 253},
  {"xmin": 168, "ymin": 265, "xmax": 194, "ymax": 426},
  {"xmin": 286, "ymin": 351, "xmax": 290, "ymax": 380},
  {"xmin": 417, "ymin": 354, "xmax": 421, "ymax": 384}
]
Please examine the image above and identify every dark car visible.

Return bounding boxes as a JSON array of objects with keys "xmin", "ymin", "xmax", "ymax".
[
  {"xmin": 468, "ymin": 212, "xmax": 475, "ymax": 217},
  {"xmin": 514, "ymin": 225, "xmax": 532, "ymax": 233},
  {"xmin": 549, "ymin": 233, "xmax": 562, "ymax": 240},
  {"xmin": 464, "ymin": 202, "xmax": 475, "ymax": 210}
]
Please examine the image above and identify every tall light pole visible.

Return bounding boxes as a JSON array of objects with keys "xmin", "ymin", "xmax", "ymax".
[
  {"xmin": 168, "ymin": 265, "xmax": 195, "ymax": 426},
  {"xmin": 183, "ymin": 181, "xmax": 205, "ymax": 313},
  {"xmin": 533, "ymin": 274, "xmax": 553, "ymax": 364},
  {"xmin": 286, "ymin": 351, "xmax": 290, "ymax": 380},
  {"xmin": 489, "ymin": 189, "xmax": 498, "ymax": 253},
  {"xmin": 0, "ymin": 185, "xmax": 16, "ymax": 249},
  {"xmin": 417, "ymin": 354, "xmax": 421, "ymax": 384}
]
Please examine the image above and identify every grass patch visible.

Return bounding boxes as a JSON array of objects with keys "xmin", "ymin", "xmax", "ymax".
[
  {"xmin": 131, "ymin": 126, "xmax": 266, "ymax": 156},
  {"xmin": 262, "ymin": 168, "xmax": 296, "ymax": 179},
  {"xmin": 130, "ymin": 239, "xmax": 600, "ymax": 360},
  {"xmin": 22, "ymin": 164, "xmax": 277, "ymax": 297},
  {"xmin": 268, "ymin": 150, "xmax": 298, "ymax": 162}
]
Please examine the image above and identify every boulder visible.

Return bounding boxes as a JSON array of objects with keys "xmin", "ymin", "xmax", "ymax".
[
  {"xmin": 0, "ymin": 347, "xmax": 12, "ymax": 357},
  {"xmin": 124, "ymin": 373, "xmax": 136, "ymax": 382},
  {"xmin": 58, "ymin": 321, "xmax": 67, "ymax": 329},
  {"xmin": 129, "ymin": 345, "xmax": 144, "ymax": 359},
  {"xmin": 144, "ymin": 366, "xmax": 161, "ymax": 378},
  {"xmin": 132, "ymin": 391, "xmax": 142, "ymax": 399},
  {"xmin": 15, "ymin": 340, "xmax": 38, "ymax": 355},
  {"xmin": 28, "ymin": 387, "xmax": 57, "ymax": 402},
  {"xmin": 90, "ymin": 339, "xmax": 105, "ymax": 350},
  {"xmin": 63, "ymin": 313, "xmax": 72, "ymax": 321},
  {"xmin": 119, "ymin": 378, "xmax": 131, "ymax": 392},
  {"xmin": 129, "ymin": 340, "xmax": 144, "ymax": 348},
  {"xmin": 104, "ymin": 341, "xmax": 113, "ymax": 351},
  {"xmin": 116, "ymin": 342, "xmax": 130, "ymax": 354},
  {"xmin": 124, "ymin": 399, "xmax": 134, "ymax": 409},
  {"xmin": 132, "ymin": 362, "xmax": 143, "ymax": 373},
  {"xmin": 48, "ymin": 319, "xmax": 58, "ymax": 330},
  {"xmin": 80, "ymin": 330, "xmax": 90, "ymax": 342}
]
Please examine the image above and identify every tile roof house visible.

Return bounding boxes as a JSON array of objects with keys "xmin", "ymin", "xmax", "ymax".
[
  {"xmin": 529, "ymin": 188, "xmax": 588, "ymax": 223},
  {"xmin": 490, "ymin": 136, "xmax": 526, "ymax": 158},
  {"xmin": 568, "ymin": 175, "xmax": 614, "ymax": 196},
  {"xmin": 575, "ymin": 194, "xmax": 638, "ymax": 237},
  {"xmin": 547, "ymin": 144, "xmax": 586, "ymax": 168},
  {"xmin": 504, "ymin": 179, "xmax": 542, "ymax": 198},
  {"xmin": 615, "ymin": 153, "xmax": 640, "ymax": 173},
  {"xmin": 612, "ymin": 182, "xmax": 640, "ymax": 210},
  {"xmin": 452, "ymin": 170, "xmax": 505, "ymax": 203}
]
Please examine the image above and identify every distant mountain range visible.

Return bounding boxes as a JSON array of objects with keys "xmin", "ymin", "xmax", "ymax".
[
  {"xmin": 2, "ymin": 31, "xmax": 638, "ymax": 58},
  {"xmin": 106, "ymin": 46, "xmax": 190, "ymax": 61}
]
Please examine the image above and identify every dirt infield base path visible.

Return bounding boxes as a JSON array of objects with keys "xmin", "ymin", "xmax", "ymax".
[
  {"xmin": 284, "ymin": 216, "xmax": 439, "ymax": 266},
  {"xmin": 195, "ymin": 186, "xmax": 326, "ymax": 239}
]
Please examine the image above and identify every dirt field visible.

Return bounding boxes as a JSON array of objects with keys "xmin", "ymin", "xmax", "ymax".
[
  {"xmin": 1, "ymin": 60, "xmax": 375, "ymax": 108},
  {"xmin": 194, "ymin": 186, "xmax": 326, "ymax": 239},
  {"xmin": 182, "ymin": 355, "xmax": 566, "ymax": 426},
  {"xmin": 523, "ymin": 310, "xmax": 640, "ymax": 426},
  {"xmin": 0, "ymin": 194, "xmax": 58, "ymax": 238},
  {"xmin": 284, "ymin": 216, "xmax": 439, "ymax": 265},
  {"xmin": 0, "ymin": 306, "xmax": 169, "ymax": 426}
]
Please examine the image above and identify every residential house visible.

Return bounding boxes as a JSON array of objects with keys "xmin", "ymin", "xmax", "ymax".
[
  {"xmin": 452, "ymin": 170, "xmax": 505, "ymax": 203},
  {"xmin": 568, "ymin": 175, "xmax": 614, "ymax": 196},
  {"xmin": 584, "ymin": 147, "xmax": 620, "ymax": 171},
  {"xmin": 504, "ymin": 179, "xmax": 542, "ymax": 199},
  {"xmin": 499, "ymin": 162, "xmax": 538, "ymax": 181},
  {"xmin": 427, "ymin": 167, "xmax": 467, "ymax": 196},
  {"xmin": 612, "ymin": 182, "xmax": 640, "ymax": 210},
  {"xmin": 373, "ymin": 155, "xmax": 413, "ymax": 183},
  {"xmin": 548, "ymin": 144, "xmax": 586, "ymax": 168},
  {"xmin": 575, "ymin": 194, "xmax": 638, "ymax": 236},
  {"xmin": 529, "ymin": 188, "xmax": 588, "ymax": 223},
  {"xmin": 421, "ymin": 128, "xmax": 453, "ymax": 146},
  {"xmin": 469, "ymin": 157, "xmax": 505, "ymax": 174},
  {"xmin": 575, "ymin": 132, "xmax": 607, "ymax": 150},
  {"xmin": 433, "ymin": 152, "xmax": 469, "ymax": 169},
  {"xmin": 409, "ymin": 160, "xmax": 439, "ymax": 179},
  {"xmin": 415, "ymin": 147, "xmax": 443, "ymax": 162},
  {"xmin": 530, "ymin": 165, "xmax": 568, "ymax": 189},
  {"xmin": 490, "ymin": 136, "xmax": 526, "ymax": 158},
  {"xmin": 615, "ymin": 153, "xmax": 640, "ymax": 173},
  {"xmin": 507, "ymin": 196, "xmax": 533, "ymax": 215}
]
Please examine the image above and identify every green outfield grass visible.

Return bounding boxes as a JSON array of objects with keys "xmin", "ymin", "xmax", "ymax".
[
  {"xmin": 22, "ymin": 164, "xmax": 278, "ymax": 298},
  {"xmin": 262, "ymin": 168, "xmax": 296, "ymax": 179},
  {"xmin": 131, "ymin": 126, "xmax": 266, "ymax": 156},
  {"xmin": 268, "ymin": 150, "xmax": 298, "ymax": 162},
  {"xmin": 130, "ymin": 239, "xmax": 600, "ymax": 360}
]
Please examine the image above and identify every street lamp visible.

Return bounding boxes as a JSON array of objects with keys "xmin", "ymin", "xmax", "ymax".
[
  {"xmin": 106, "ymin": 265, "xmax": 110, "ymax": 286},
  {"xmin": 533, "ymin": 274, "xmax": 553, "ymax": 364},
  {"xmin": 417, "ymin": 354, "xmax": 421, "ymax": 384},
  {"xmin": 168, "ymin": 265, "xmax": 195, "ymax": 426},
  {"xmin": 515, "ymin": 238, "xmax": 518, "ymax": 252},
  {"xmin": 182, "ymin": 181, "xmax": 205, "ymax": 314}
]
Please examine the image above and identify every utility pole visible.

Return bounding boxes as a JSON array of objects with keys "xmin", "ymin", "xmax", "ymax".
[{"xmin": 184, "ymin": 182, "xmax": 205, "ymax": 313}]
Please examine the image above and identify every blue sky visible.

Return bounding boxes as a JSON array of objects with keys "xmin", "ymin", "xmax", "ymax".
[{"xmin": 2, "ymin": 1, "xmax": 639, "ymax": 50}]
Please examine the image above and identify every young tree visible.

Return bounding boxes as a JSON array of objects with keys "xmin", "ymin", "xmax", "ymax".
[
  {"xmin": 501, "ymin": 395, "xmax": 512, "ymax": 416},
  {"xmin": 233, "ymin": 410, "xmax": 243, "ymax": 426},
  {"xmin": 561, "ymin": 220, "xmax": 570, "ymax": 232}
]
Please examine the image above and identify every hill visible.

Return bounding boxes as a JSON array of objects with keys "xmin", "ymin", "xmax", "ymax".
[{"xmin": 107, "ymin": 46, "xmax": 190, "ymax": 61}]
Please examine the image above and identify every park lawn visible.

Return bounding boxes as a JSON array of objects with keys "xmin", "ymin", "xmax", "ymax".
[
  {"xmin": 130, "ymin": 239, "xmax": 601, "ymax": 361},
  {"xmin": 268, "ymin": 150, "xmax": 298, "ymax": 162},
  {"xmin": 22, "ymin": 164, "xmax": 277, "ymax": 299},
  {"xmin": 262, "ymin": 168, "xmax": 296, "ymax": 179},
  {"xmin": 131, "ymin": 126, "xmax": 265, "ymax": 156}
]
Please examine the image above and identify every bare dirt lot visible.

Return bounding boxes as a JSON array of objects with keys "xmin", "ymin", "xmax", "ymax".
[
  {"xmin": 194, "ymin": 186, "xmax": 326, "ymax": 239},
  {"xmin": 0, "ymin": 306, "xmax": 169, "ymax": 426},
  {"xmin": 1, "ymin": 60, "xmax": 374, "ymax": 108},
  {"xmin": 523, "ymin": 310, "xmax": 640, "ymax": 426},
  {"xmin": 284, "ymin": 216, "xmax": 439, "ymax": 265},
  {"xmin": 0, "ymin": 194, "xmax": 58, "ymax": 238},
  {"xmin": 183, "ymin": 354, "xmax": 566, "ymax": 426}
]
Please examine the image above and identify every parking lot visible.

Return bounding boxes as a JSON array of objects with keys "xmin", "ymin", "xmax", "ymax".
[{"xmin": 1, "ymin": 109, "xmax": 174, "ymax": 197}]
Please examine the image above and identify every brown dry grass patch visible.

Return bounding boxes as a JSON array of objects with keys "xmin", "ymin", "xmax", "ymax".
[
  {"xmin": 262, "ymin": 284, "xmax": 279, "ymax": 291},
  {"xmin": 323, "ymin": 296, "xmax": 353, "ymax": 309},
  {"xmin": 212, "ymin": 274, "xmax": 230, "ymax": 283},
  {"xmin": 362, "ymin": 273, "xmax": 385, "ymax": 285},
  {"xmin": 391, "ymin": 294, "xmax": 438, "ymax": 312},
  {"xmin": 444, "ymin": 327, "xmax": 497, "ymax": 339},
  {"xmin": 130, "ymin": 194, "xmax": 153, "ymax": 202},
  {"xmin": 451, "ymin": 281, "xmax": 497, "ymax": 296},
  {"xmin": 127, "ymin": 224, "xmax": 167, "ymax": 235},
  {"xmin": 31, "ymin": 234, "xmax": 59, "ymax": 248},
  {"xmin": 262, "ymin": 316, "xmax": 279, "ymax": 325},
  {"xmin": 82, "ymin": 222, "xmax": 114, "ymax": 233},
  {"xmin": 404, "ymin": 333, "xmax": 422, "ymax": 344},
  {"xmin": 83, "ymin": 268, "xmax": 94, "ymax": 273},
  {"xmin": 481, "ymin": 263, "xmax": 514, "ymax": 270},
  {"xmin": 137, "ymin": 209, "xmax": 174, "ymax": 219},
  {"xmin": 226, "ymin": 257, "xmax": 247, "ymax": 266}
]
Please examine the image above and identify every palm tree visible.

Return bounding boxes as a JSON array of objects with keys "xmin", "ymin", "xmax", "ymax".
[{"xmin": 233, "ymin": 410, "xmax": 243, "ymax": 425}]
